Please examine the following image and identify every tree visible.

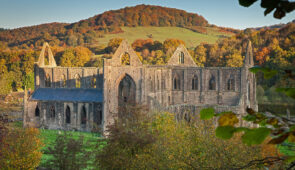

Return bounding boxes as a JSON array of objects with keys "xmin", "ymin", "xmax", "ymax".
[
  {"xmin": 0, "ymin": 128, "xmax": 43, "ymax": 170},
  {"xmin": 73, "ymin": 46, "xmax": 92, "ymax": 67},
  {"xmin": 60, "ymin": 49, "xmax": 75, "ymax": 67},
  {"xmin": 163, "ymin": 39, "xmax": 185, "ymax": 53},
  {"xmin": 0, "ymin": 58, "xmax": 7, "ymax": 74},
  {"xmin": 44, "ymin": 132, "xmax": 92, "ymax": 170},
  {"xmin": 239, "ymin": 0, "xmax": 295, "ymax": 19},
  {"xmin": 225, "ymin": 49, "xmax": 244, "ymax": 67},
  {"xmin": 193, "ymin": 44, "xmax": 207, "ymax": 66}
]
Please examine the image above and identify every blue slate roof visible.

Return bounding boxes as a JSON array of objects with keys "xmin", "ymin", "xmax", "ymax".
[{"xmin": 30, "ymin": 88, "xmax": 103, "ymax": 102}]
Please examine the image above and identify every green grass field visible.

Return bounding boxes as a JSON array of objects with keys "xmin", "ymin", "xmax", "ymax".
[
  {"xmin": 97, "ymin": 26, "xmax": 233, "ymax": 48},
  {"xmin": 39, "ymin": 129, "xmax": 104, "ymax": 168}
]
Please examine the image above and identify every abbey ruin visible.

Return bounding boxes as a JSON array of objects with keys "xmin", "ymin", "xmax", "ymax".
[{"xmin": 23, "ymin": 40, "xmax": 257, "ymax": 132}]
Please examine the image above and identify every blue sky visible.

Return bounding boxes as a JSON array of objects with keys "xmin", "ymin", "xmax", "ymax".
[{"xmin": 0, "ymin": 0, "xmax": 294, "ymax": 29}]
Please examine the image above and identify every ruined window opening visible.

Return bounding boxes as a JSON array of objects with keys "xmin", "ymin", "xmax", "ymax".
[
  {"xmin": 45, "ymin": 74, "xmax": 51, "ymax": 87},
  {"xmin": 161, "ymin": 79, "xmax": 166, "ymax": 90},
  {"xmin": 173, "ymin": 76, "xmax": 180, "ymax": 90},
  {"xmin": 157, "ymin": 77, "xmax": 160, "ymax": 90},
  {"xmin": 98, "ymin": 110, "xmax": 102, "ymax": 125},
  {"xmin": 179, "ymin": 52, "xmax": 184, "ymax": 64},
  {"xmin": 60, "ymin": 74, "xmax": 66, "ymax": 88},
  {"xmin": 50, "ymin": 105, "xmax": 55, "ymax": 118},
  {"xmin": 192, "ymin": 75, "xmax": 198, "ymax": 90},
  {"xmin": 81, "ymin": 106, "xmax": 87, "ymax": 125},
  {"xmin": 227, "ymin": 75, "xmax": 235, "ymax": 91},
  {"xmin": 121, "ymin": 52, "xmax": 130, "ymax": 65},
  {"xmin": 209, "ymin": 76, "xmax": 216, "ymax": 90},
  {"xmin": 91, "ymin": 75, "xmax": 96, "ymax": 88},
  {"xmin": 150, "ymin": 77, "xmax": 153, "ymax": 91},
  {"xmin": 66, "ymin": 106, "xmax": 71, "ymax": 124},
  {"xmin": 75, "ymin": 74, "xmax": 81, "ymax": 88},
  {"xmin": 35, "ymin": 105, "xmax": 40, "ymax": 117}
]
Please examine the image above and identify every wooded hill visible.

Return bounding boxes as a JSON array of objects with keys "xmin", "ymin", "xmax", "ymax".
[{"xmin": 0, "ymin": 4, "xmax": 237, "ymax": 49}]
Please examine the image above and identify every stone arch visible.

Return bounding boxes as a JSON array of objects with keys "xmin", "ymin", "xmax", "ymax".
[
  {"xmin": 65, "ymin": 106, "xmax": 71, "ymax": 124},
  {"xmin": 173, "ymin": 74, "xmax": 180, "ymax": 90},
  {"xmin": 45, "ymin": 74, "xmax": 51, "ymax": 87},
  {"xmin": 35, "ymin": 105, "xmax": 40, "ymax": 117},
  {"xmin": 75, "ymin": 74, "xmax": 81, "ymax": 88},
  {"xmin": 209, "ymin": 75, "xmax": 216, "ymax": 90},
  {"xmin": 227, "ymin": 75, "xmax": 235, "ymax": 91},
  {"xmin": 81, "ymin": 105, "xmax": 87, "ymax": 125},
  {"xmin": 192, "ymin": 74, "xmax": 198, "ymax": 90},
  {"xmin": 60, "ymin": 74, "xmax": 66, "ymax": 88},
  {"xmin": 118, "ymin": 74, "xmax": 136, "ymax": 107},
  {"xmin": 121, "ymin": 52, "xmax": 130, "ymax": 65},
  {"xmin": 49, "ymin": 105, "xmax": 55, "ymax": 118}
]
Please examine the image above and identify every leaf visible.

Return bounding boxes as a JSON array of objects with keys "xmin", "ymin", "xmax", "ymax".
[
  {"xmin": 218, "ymin": 113, "xmax": 239, "ymax": 126},
  {"xmin": 276, "ymin": 88, "xmax": 295, "ymax": 99},
  {"xmin": 264, "ymin": 7, "xmax": 275, "ymax": 16},
  {"xmin": 236, "ymin": 127, "xmax": 249, "ymax": 132},
  {"xmin": 274, "ymin": 8, "xmax": 286, "ymax": 19},
  {"xmin": 268, "ymin": 133, "xmax": 289, "ymax": 144},
  {"xmin": 215, "ymin": 126, "xmax": 236, "ymax": 140},
  {"xmin": 239, "ymin": 0, "xmax": 258, "ymax": 7},
  {"xmin": 243, "ymin": 115, "xmax": 256, "ymax": 122},
  {"xmin": 200, "ymin": 108, "xmax": 215, "ymax": 120},
  {"xmin": 249, "ymin": 66, "xmax": 278, "ymax": 79},
  {"xmin": 249, "ymin": 66, "xmax": 262, "ymax": 74},
  {"xmin": 242, "ymin": 127, "xmax": 271, "ymax": 145}
]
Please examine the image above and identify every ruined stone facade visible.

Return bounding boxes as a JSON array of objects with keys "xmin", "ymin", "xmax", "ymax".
[{"xmin": 24, "ymin": 40, "xmax": 257, "ymax": 132}]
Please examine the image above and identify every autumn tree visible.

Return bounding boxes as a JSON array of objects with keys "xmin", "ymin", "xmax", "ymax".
[
  {"xmin": 225, "ymin": 49, "xmax": 244, "ymax": 67},
  {"xmin": 60, "ymin": 49, "xmax": 75, "ymax": 67},
  {"xmin": 163, "ymin": 38, "xmax": 185, "ymax": 53},
  {"xmin": 193, "ymin": 43, "xmax": 207, "ymax": 66},
  {"xmin": 0, "ymin": 127, "xmax": 43, "ymax": 170}
]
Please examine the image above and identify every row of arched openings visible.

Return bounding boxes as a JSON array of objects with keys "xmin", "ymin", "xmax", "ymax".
[
  {"xmin": 34, "ymin": 105, "xmax": 87, "ymax": 125},
  {"xmin": 173, "ymin": 75, "xmax": 235, "ymax": 91},
  {"xmin": 45, "ymin": 74, "xmax": 96, "ymax": 88}
]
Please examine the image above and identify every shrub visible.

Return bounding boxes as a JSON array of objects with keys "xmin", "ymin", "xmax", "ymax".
[
  {"xmin": 0, "ymin": 127, "xmax": 43, "ymax": 170},
  {"xmin": 95, "ymin": 108, "xmax": 278, "ymax": 169}
]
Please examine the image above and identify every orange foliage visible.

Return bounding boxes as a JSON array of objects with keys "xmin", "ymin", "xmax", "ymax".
[{"xmin": 0, "ymin": 127, "xmax": 43, "ymax": 169}]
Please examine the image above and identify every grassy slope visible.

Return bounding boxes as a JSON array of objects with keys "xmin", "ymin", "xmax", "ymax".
[{"xmin": 97, "ymin": 27, "xmax": 233, "ymax": 48}]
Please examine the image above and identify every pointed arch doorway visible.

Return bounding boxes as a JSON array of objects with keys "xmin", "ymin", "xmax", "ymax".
[{"xmin": 118, "ymin": 74, "xmax": 136, "ymax": 107}]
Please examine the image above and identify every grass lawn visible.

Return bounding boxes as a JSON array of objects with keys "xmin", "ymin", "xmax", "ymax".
[
  {"xmin": 39, "ymin": 129, "xmax": 105, "ymax": 169},
  {"xmin": 97, "ymin": 26, "xmax": 232, "ymax": 48}
]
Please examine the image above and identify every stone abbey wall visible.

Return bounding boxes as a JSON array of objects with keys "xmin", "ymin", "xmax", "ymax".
[{"xmin": 24, "ymin": 40, "xmax": 257, "ymax": 133}]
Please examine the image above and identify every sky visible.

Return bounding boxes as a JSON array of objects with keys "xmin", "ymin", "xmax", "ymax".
[{"xmin": 0, "ymin": 0, "xmax": 294, "ymax": 29}]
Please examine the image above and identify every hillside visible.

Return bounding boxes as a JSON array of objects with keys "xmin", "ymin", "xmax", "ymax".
[
  {"xmin": 97, "ymin": 26, "xmax": 233, "ymax": 49},
  {"xmin": 0, "ymin": 4, "xmax": 235, "ymax": 49}
]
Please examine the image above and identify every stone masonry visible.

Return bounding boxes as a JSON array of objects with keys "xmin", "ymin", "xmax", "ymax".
[{"xmin": 23, "ymin": 40, "xmax": 257, "ymax": 132}]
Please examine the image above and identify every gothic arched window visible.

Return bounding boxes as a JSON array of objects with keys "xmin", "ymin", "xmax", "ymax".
[
  {"xmin": 75, "ymin": 74, "xmax": 81, "ymax": 88},
  {"xmin": 121, "ymin": 52, "xmax": 130, "ymax": 65},
  {"xmin": 91, "ymin": 75, "xmax": 96, "ymax": 88},
  {"xmin": 35, "ymin": 105, "xmax": 40, "ymax": 117},
  {"xmin": 66, "ymin": 106, "xmax": 71, "ymax": 124},
  {"xmin": 192, "ymin": 75, "xmax": 198, "ymax": 90},
  {"xmin": 227, "ymin": 75, "xmax": 235, "ymax": 91},
  {"xmin": 60, "ymin": 74, "xmax": 66, "ymax": 88},
  {"xmin": 49, "ymin": 105, "xmax": 55, "ymax": 118},
  {"xmin": 81, "ymin": 106, "xmax": 87, "ymax": 125},
  {"xmin": 45, "ymin": 74, "xmax": 51, "ymax": 87},
  {"xmin": 173, "ymin": 75, "xmax": 180, "ymax": 90},
  {"xmin": 179, "ymin": 52, "xmax": 184, "ymax": 64},
  {"xmin": 209, "ymin": 76, "xmax": 216, "ymax": 90}
]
